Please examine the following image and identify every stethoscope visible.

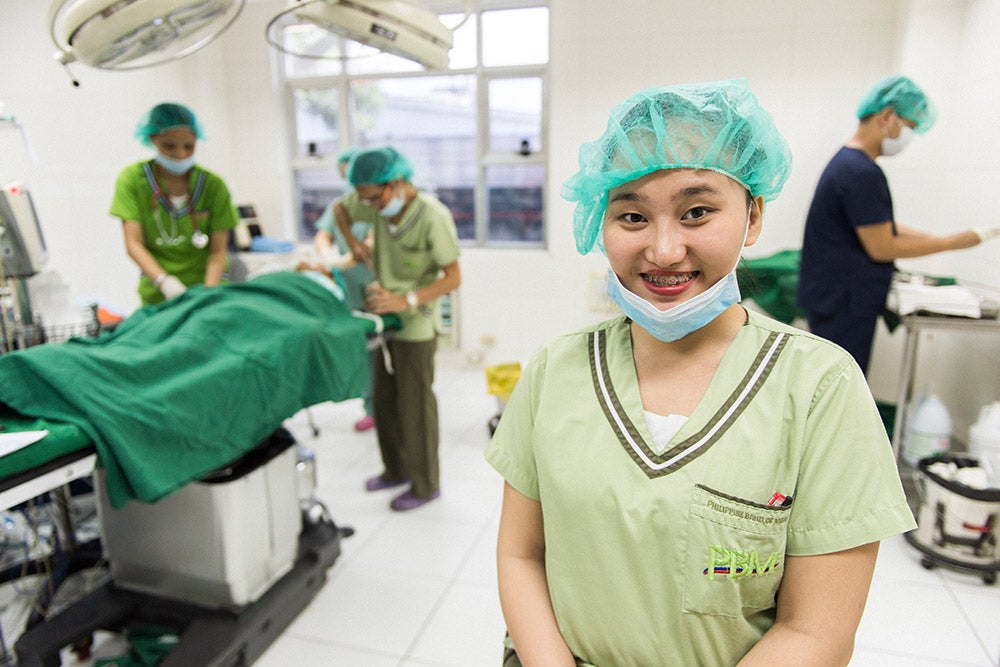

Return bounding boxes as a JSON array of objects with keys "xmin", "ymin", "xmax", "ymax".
[{"xmin": 142, "ymin": 162, "xmax": 209, "ymax": 248}]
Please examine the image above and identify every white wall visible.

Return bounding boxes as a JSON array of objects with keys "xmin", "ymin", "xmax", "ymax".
[{"xmin": 2, "ymin": 0, "xmax": 999, "ymax": 435}]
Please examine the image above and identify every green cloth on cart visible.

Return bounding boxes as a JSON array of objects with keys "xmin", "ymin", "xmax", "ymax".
[
  {"xmin": 0, "ymin": 272, "xmax": 374, "ymax": 508},
  {"xmin": 737, "ymin": 249, "xmax": 803, "ymax": 324},
  {"xmin": 736, "ymin": 250, "xmax": 963, "ymax": 330},
  {"xmin": 0, "ymin": 409, "xmax": 93, "ymax": 480},
  {"xmin": 94, "ymin": 624, "xmax": 178, "ymax": 667}
]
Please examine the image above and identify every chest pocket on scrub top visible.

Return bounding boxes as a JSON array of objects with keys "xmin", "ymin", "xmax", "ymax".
[{"xmin": 682, "ymin": 484, "xmax": 790, "ymax": 616}]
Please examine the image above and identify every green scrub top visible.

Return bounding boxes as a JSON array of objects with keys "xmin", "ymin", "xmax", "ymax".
[
  {"xmin": 371, "ymin": 191, "xmax": 459, "ymax": 342},
  {"xmin": 486, "ymin": 309, "xmax": 915, "ymax": 665},
  {"xmin": 315, "ymin": 191, "xmax": 376, "ymax": 255},
  {"xmin": 110, "ymin": 160, "xmax": 239, "ymax": 305}
]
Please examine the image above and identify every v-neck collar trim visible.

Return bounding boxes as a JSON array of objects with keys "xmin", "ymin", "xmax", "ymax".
[
  {"xmin": 588, "ymin": 325, "xmax": 788, "ymax": 478},
  {"xmin": 384, "ymin": 197, "xmax": 424, "ymax": 240}
]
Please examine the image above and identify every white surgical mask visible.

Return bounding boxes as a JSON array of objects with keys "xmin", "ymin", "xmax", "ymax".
[
  {"xmin": 881, "ymin": 125, "xmax": 914, "ymax": 157},
  {"xmin": 605, "ymin": 208, "xmax": 750, "ymax": 342},
  {"xmin": 380, "ymin": 190, "xmax": 406, "ymax": 218},
  {"xmin": 155, "ymin": 153, "xmax": 195, "ymax": 175}
]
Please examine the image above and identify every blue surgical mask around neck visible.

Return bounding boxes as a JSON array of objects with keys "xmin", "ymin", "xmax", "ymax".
[
  {"xmin": 155, "ymin": 153, "xmax": 195, "ymax": 176},
  {"xmin": 380, "ymin": 189, "xmax": 406, "ymax": 218},
  {"xmin": 605, "ymin": 209, "xmax": 751, "ymax": 342}
]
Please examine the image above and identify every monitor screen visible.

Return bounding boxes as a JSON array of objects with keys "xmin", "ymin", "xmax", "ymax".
[{"xmin": 0, "ymin": 183, "xmax": 47, "ymax": 278}]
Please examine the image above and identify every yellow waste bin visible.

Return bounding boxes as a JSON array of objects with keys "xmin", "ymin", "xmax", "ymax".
[{"xmin": 485, "ymin": 362, "xmax": 521, "ymax": 436}]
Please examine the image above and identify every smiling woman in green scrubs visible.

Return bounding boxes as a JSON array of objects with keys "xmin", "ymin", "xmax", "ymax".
[{"xmin": 486, "ymin": 80, "xmax": 916, "ymax": 666}]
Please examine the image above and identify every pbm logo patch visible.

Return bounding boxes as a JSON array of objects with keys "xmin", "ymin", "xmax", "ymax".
[{"xmin": 703, "ymin": 545, "xmax": 781, "ymax": 579}]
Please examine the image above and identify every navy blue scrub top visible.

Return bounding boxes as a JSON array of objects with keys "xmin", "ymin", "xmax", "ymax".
[{"xmin": 798, "ymin": 146, "xmax": 896, "ymax": 318}]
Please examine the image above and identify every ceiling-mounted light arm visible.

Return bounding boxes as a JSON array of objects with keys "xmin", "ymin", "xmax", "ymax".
[
  {"xmin": 48, "ymin": 0, "xmax": 246, "ymax": 80},
  {"xmin": 265, "ymin": 0, "xmax": 454, "ymax": 70},
  {"xmin": 52, "ymin": 50, "xmax": 82, "ymax": 87},
  {"xmin": 440, "ymin": 0, "xmax": 472, "ymax": 32}
]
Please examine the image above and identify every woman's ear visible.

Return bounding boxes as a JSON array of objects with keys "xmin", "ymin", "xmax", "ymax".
[
  {"xmin": 745, "ymin": 196, "xmax": 765, "ymax": 247},
  {"xmin": 877, "ymin": 107, "xmax": 897, "ymax": 132}
]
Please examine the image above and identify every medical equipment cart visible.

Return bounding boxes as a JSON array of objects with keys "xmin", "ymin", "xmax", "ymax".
[{"xmin": 13, "ymin": 429, "xmax": 353, "ymax": 666}]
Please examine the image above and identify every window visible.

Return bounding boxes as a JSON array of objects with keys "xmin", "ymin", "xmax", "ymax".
[{"xmin": 279, "ymin": 2, "xmax": 549, "ymax": 247}]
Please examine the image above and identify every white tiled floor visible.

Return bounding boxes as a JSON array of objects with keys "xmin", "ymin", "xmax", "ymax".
[
  {"xmin": 7, "ymin": 348, "xmax": 1000, "ymax": 665},
  {"xmin": 255, "ymin": 348, "xmax": 507, "ymax": 666}
]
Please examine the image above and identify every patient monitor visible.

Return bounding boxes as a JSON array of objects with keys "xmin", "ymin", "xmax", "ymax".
[{"xmin": 0, "ymin": 183, "xmax": 47, "ymax": 278}]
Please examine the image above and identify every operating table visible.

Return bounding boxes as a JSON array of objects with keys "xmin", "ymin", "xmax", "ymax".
[{"xmin": 0, "ymin": 271, "xmax": 398, "ymax": 665}]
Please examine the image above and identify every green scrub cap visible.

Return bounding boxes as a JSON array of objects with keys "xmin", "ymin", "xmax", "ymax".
[
  {"xmin": 347, "ymin": 146, "xmax": 415, "ymax": 186},
  {"xmin": 562, "ymin": 79, "xmax": 792, "ymax": 254},
  {"xmin": 135, "ymin": 103, "xmax": 204, "ymax": 147},
  {"xmin": 337, "ymin": 146, "xmax": 362, "ymax": 165},
  {"xmin": 856, "ymin": 75, "xmax": 936, "ymax": 134}
]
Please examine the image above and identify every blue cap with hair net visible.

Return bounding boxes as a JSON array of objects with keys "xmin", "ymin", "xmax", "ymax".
[
  {"xmin": 347, "ymin": 146, "xmax": 415, "ymax": 186},
  {"xmin": 856, "ymin": 75, "xmax": 936, "ymax": 134},
  {"xmin": 134, "ymin": 103, "xmax": 204, "ymax": 147},
  {"xmin": 562, "ymin": 79, "xmax": 792, "ymax": 254}
]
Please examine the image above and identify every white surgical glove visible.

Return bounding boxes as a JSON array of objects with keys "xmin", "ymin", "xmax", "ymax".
[
  {"xmin": 973, "ymin": 227, "xmax": 1000, "ymax": 243},
  {"xmin": 158, "ymin": 275, "xmax": 187, "ymax": 300},
  {"xmin": 318, "ymin": 245, "xmax": 338, "ymax": 265}
]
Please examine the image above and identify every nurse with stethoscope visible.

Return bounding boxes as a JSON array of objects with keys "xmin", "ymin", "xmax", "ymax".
[{"xmin": 110, "ymin": 102, "xmax": 239, "ymax": 306}]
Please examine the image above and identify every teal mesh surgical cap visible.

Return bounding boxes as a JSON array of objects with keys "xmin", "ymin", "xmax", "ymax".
[
  {"xmin": 856, "ymin": 75, "xmax": 936, "ymax": 134},
  {"xmin": 135, "ymin": 103, "xmax": 204, "ymax": 147},
  {"xmin": 337, "ymin": 146, "xmax": 361, "ymax": 165},
  {"xmin": 348, "ymin": 146, "xmax": 415, "ymax": 186},
  {"xmin": 562, "ymin": 79, "xmax": 792, "ymax": 254}
]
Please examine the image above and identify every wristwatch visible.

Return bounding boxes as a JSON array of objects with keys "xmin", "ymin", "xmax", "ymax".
[{"xmin": 405, "ymin": 291, "xmax": 419, "ymax": 313}]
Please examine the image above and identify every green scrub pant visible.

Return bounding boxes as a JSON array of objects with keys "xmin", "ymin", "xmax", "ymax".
[{"xmin": 373, "ymin": 337, "xmax": 439, "ymax": 497}]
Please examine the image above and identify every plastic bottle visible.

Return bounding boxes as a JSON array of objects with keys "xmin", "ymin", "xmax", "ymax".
[
  {"xmin": 969, "ymin": 402, "xmax": 1000, "ymax": 487},
  {"xmin": 903, "ymin": 394, "xmax": 952, "ymax": 466}
]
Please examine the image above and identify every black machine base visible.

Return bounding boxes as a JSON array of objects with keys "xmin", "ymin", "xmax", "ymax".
[{"xmin": 15, "ymin": 518, "xmax": 346, "ymax": 667}]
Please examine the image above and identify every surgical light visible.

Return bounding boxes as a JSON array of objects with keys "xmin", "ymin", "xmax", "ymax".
[
  {"xmin": 265, "ymin": 0, "xmax": 455, "ymax": 71},
  {"xmin": 49, "ymin": 0, "xmax": 245, "ymax": 79}
]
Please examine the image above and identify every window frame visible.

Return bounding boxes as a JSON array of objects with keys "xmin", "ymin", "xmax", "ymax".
[{"xmin": 279, "ymin": 0, "xmax": 549, "ymax": 249}]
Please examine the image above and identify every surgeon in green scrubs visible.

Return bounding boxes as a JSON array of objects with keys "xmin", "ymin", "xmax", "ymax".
[
  {"xmin": 110, "ymin": 102, "xmax": 239, "ymax": 306},
  {"xmin": 340, "ymin": 146, "xmax": 461, "ymax": 512}
]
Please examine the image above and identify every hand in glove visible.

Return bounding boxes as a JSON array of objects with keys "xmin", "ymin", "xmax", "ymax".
[
  {"xmin": 158, "ymin": 275, "xmax": 187, "ymax": 300},
  {"xmin": 973, "ymin": 227, "xmax": 1000, "ymax": 243},
  {"xmin": 318, "ymin": 245, "xmax": 339, "ymax": 265}
]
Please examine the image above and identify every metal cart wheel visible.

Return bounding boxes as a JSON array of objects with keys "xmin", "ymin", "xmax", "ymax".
[
  {"xmin": 983, "ymin": 571, "xmax": 997, "ymax": 585},
  {"xmin": 920, "ymin": 556, "xmax": 936, "ymax": 570}
]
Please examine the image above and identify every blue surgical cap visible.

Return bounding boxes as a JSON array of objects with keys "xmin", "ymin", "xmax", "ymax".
[
  {"xmin": 856, "ymin": 75, "xmax": 936, "ymax": 134},
  {"xmin": 347, "ymin": 146, "xmax": 415, "ymax": 185},
  {"xmin": 135, "ymin": 103, "xmax": 204, "ymax": 147},
  {"xmin": 562, "ymin": 79, "xmax": 792, "ymax": 254}
]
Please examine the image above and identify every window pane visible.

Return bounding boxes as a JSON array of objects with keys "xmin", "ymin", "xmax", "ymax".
[
  {"xmin": 344, "ymin": 41, "xmax": 424, "ymax": 75},
  {"xmin": 482, "ymin": 8, "xmax": 549, "ymax": 66},
  {"xmin": 296, "ymin": 169, "xmax": 344, "ymax": 242},
  {"xmin": 293, "ymin": 88, "xmax": 339, "ymax": 157},
  {"xmin": 442, "ymin": 11, "xmax": 476, "ymax": 69},
  {"xmin": 436, "ymin": 186, "xmax": 475, "ymax": 242},
  {"xmin": 278, "ymin": 25, "xmax": 343, "ymax": 77},
  {"xmin": 489, "ymin": 78, "xmax": 542, "ymax": 154},
  {"xmin": 350, "ymin": 76, "xmax": 477, "ymax": 239},
  {"xmin": 351, "ymin": 75, "xmax": 476, "ymax": 145},
  {"xmin": 487, "ymin": 164, "xmax": 544, "ymax": 243}
]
